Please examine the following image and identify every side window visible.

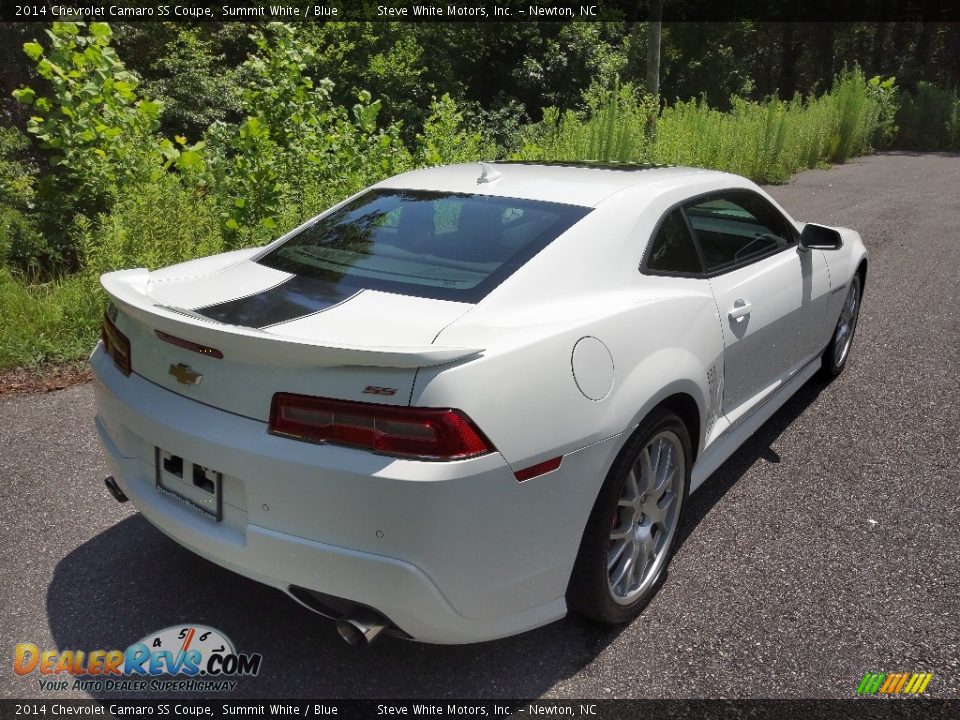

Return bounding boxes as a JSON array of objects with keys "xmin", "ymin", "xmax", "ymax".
[
  {"xmin": 685, "ymin": 191, "xmax": 796, "ymax": 273},
  {"xmin": 645, "ymin": 209, "xmax": 703, "ymax": 274}
]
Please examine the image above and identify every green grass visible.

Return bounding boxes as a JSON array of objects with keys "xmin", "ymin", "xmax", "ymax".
[
  {"xmin": 516, "ymin": 68, "xmax": 883, "ymax": 185},
  {"xmin": 653, "ymin": 68, "xmax": 880, "ymax": 182},
  {"xmin": 516, "ymin": 85, "xmax": 658, "ymax": 164},
  {"xmin": 0, "ymin": 268, "xmax": 100, "ymax": 368}
]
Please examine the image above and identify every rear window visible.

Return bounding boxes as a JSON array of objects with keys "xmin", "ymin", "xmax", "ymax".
[{"xmin": 257, "ymin": 190, "xmax": 591, "ymax": 303}]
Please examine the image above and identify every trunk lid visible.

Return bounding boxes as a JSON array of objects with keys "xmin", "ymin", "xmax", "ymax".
[{"xmin": 101, "ymin": 260, "xmax": 480, "ymax": 421}]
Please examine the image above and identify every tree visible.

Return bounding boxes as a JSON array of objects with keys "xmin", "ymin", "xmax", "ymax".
[{"xmin": 646, "ymin": 0, "xmax": 663, "ymax": 98}]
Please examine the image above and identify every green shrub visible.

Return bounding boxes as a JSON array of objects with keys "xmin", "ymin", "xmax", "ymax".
[
  {"xmin": 651, "ymin": 67, "xmax": 890, "ymax": 183},
  {"xmin": 81, "ymin": 174, "xmax": 226, "ymax": 277},
  {"xmin": 11, "ymin": 22, "xmax": 168, "ymax": 274},
  {"xmin": 827, "ymin": 67, "xmax": 877, "ymax": 162},
  {"xmin": 416, "ymin": 94, "xmax": 490, "ymax": 166},
  {"xmin": 0, "ymin": 174, "xmax": 231, "ymax": 369},
  {"xmin": 508, "ymin": 68, "xmax": 888, "ymax": 183},
  {"xmin": 0, "ymin": 127, "xmax": 36, "ymax": 210},
  {"xmin": 12, "ymin": 22, "xmax": 164, "ymax": 216},
  {"xmin": 0, "ymin": 127, "xmax": 42, "ymax": 270},
  {"xmin": 144, "ymin": 28, "xmax": 245, "ymax": 139},
  {"xmin": 0, "ymin": 207, "xmax": 46, "ymax": 274},
  {"xmin": 867, "ymin": 75, "xmax": 900, "ymax": 149},
  {"xmin": 895, "ymin": 83, "xmax": 960, "ymax": 151},
  {"xmin": 204, "ymin": 23, "xmax": 413, "ymax": 242},
  {"xmin": 516, "ymin": 82, "xmax": 657, "ymax": 163}
]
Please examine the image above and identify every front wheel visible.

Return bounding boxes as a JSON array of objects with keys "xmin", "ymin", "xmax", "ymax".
[
  {"xmin": 819, "ymin": 273, "xmax": 862, "ymax": 380},
  {"xmin": 567, "ymin": 409, "xmax": 691, "ymax": 624}
]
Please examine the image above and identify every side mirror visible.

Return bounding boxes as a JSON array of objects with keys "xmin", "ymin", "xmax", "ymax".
[{"xmin": 799, "ymin": 223, "xmax": 843, "ymax": 250}]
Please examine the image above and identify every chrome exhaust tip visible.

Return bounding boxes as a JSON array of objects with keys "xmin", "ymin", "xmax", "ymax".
[
  {"xmin": 335, "ymin": 610, "xmax": 387, "ymax": 647},
  {"xmin": 104, "ymin": 476, "xmax": 128, "ymax": 503}
]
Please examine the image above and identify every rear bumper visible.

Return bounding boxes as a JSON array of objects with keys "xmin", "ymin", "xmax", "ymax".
[{"xmin": 91, "ymin": 346, "xmax": 616, "ymax": 643}]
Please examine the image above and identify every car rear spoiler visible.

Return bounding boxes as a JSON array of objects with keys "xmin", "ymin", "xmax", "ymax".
[{"xmin": 101, "ymin": 269, "xmax": 483, "ymax": 369}]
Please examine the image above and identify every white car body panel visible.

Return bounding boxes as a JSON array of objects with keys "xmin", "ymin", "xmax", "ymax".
[
  {"xmin": 146, "ymin": 252, "xmax": 291, "ymax": 308},
  {"xmin": 708, "ymin": 248, "xmax": 830, "ymax": 421},
  {"xmin": 92, "ymin": 162, "xmax": 867, "ymax": 643}
]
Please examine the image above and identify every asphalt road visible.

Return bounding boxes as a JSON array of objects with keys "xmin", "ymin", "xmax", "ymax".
[{"xmin": 1, "ymin": 152, "xmax": 958, "ymax": 701}]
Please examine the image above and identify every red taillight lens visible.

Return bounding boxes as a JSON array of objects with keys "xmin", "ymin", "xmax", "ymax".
[
  {"xmin": 268, "ymin": 393, "xmax": 494, "ymax": 460},
  {"xmin": 155, "ymin": 330, "xmax": 223, "ymax": 359},
  {"xmin": 514, "ymin": 456, "xmax": 563, "ymax": 482},
  {"xmin": 101, "ymin": 313, "xmax": 131, "ymax": 376}
]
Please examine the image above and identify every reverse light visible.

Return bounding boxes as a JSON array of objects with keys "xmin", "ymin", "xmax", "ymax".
[
  {"xmin": 268, "ymin": 393, "xmax": 494, "ymax": 461},
  {"xmin": 101, "ymin": 312, "xmax": 131, "ymax": 375}
]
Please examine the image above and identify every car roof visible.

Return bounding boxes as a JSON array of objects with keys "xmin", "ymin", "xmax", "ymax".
[{"xmin": 375, "ymin": 161, "xmax": 731, "ymax": 208}]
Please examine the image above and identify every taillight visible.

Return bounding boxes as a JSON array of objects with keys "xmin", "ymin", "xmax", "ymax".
[
  {"xmin": 268, "ymin": 393, "xmax": 494, "ymax": 461},
  {"xmin": 101, "ymin": 312, "xmax": 131, "ymax": 375}
]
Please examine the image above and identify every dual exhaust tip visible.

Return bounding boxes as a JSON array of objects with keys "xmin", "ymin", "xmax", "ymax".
[
  {"xmin": 107, "ymin": 478, "xmax": 388, "ymax": 647},
  {"xmin": 335, "ymin": 609, "xmax": 387, "ymax": 647}
]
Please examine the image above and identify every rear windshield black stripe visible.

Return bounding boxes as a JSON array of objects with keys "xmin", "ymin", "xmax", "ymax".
[{"xmin": 193, "ymin": 275, "xmax": 359, "ymax": 328}]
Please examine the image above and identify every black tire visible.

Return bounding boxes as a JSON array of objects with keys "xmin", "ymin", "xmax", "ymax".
[
  {"xmin": 567, "ymin": 409, "xmax": 692, "ymax": 625},
  {"xmin": 818, "ymin": 272, "xmax": 862, "ymax": 381}
]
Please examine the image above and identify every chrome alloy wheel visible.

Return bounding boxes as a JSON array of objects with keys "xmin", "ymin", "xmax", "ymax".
[
  {"xmin": 833, "ymin": 278, "xmax": 861, "ymax": 367},
  {"xmin": 607, "ymin": 431, "xmax": 685, "ymax": 605}
]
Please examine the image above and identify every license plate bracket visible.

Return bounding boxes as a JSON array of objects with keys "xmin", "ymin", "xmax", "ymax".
[{"xmin": 155, "ymin": 448, "xmax": 223, "ymax": 522}]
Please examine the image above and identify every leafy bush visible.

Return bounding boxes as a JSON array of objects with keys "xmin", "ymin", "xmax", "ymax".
[
  {"xmin": 13, "ymin": 22, "xmax": 163, "ymax": 216},
  {"xmin": 511, "ymin": 68, "xmax": 887, "ymax": 181},
  {"xmin": 416, "ymin": 94, "xmax": 490, "ymax": 166},
  {"xmin": 11, "ymin": 22, "xmax": 168, "ymax": 274},
  {"xmin": 0, "ymin": 127, "xmax": 42, "ymax": 270},
  {"xmin": 867, "ymin": 75, "xmax": 900, "ymax": 149},
  {"xmin": 204, "ymin": 23, "xmax": 413, "ymax": 242},
  {"xmin": 826, "ymin": 67, "xmax": 877, "ymax": 162},
  {"xmin": 0, "ymin": 207, "xmax": 46, "ymax": 275},
  {"xmin": 143, "ymin": 28, "xmax": 245, "ymax": 139},
  {"xmin": 0, "ymin": 127, "xmax": 36, "ymax": 209}
]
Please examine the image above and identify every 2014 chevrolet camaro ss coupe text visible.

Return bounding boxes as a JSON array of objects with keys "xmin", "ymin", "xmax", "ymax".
[{"xmin": 93, "ymin": 162, "xmax": 866, "ymax": 645}]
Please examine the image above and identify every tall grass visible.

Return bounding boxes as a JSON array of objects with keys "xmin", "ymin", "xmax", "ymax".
[
  {"xmin": 516, "ymin": 68, "xmax": 884, "ymax": 185},
  {"xmin": 0, "ymin": 269, "xmax": 99, "ymax": 368},
  {"xmin": 516, "ymin": 84, "xmax": 658, "ymax": 163},
  {"xmin": 655, "ymin": 68, "xmax": 881, "ymax": 182}
]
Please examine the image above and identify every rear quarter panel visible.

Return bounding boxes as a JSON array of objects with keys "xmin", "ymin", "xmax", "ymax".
[{"xmin": 415, "ymin": 179, "xmax": 732, "ymax": 474}]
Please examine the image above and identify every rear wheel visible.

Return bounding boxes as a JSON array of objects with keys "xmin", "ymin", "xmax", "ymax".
[
  {"xmin": 819, "ymin": 273, "xmax": 862, "ymax": 380},
  {"xmin": 567, "ymin": 409, "xmax": 691, "ymax": 624}
]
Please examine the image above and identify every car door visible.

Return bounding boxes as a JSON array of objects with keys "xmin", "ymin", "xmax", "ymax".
[{"xmin": 684, "ymin": 190, "xmax": 830, "ymax": 424}]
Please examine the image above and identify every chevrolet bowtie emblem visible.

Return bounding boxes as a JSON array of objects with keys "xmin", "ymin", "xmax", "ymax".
[{"xmin": 169, "ymin": 363, "xmax": 203, "ymax": 385}]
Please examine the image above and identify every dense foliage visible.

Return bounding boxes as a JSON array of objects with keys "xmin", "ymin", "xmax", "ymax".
[{"xmin": 0, "ymin": 20, "xmax": 957, "ymax": 370}]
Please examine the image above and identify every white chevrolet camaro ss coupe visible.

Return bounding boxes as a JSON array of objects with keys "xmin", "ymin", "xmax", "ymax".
[{"xmin": 93, "ymin": 161, "xmax": 866, "ymax": 645}]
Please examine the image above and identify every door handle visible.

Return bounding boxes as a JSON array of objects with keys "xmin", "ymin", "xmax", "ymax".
[{"xmin": 728, "ymin": 300, "xmax": 752, "ymax": 323}]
